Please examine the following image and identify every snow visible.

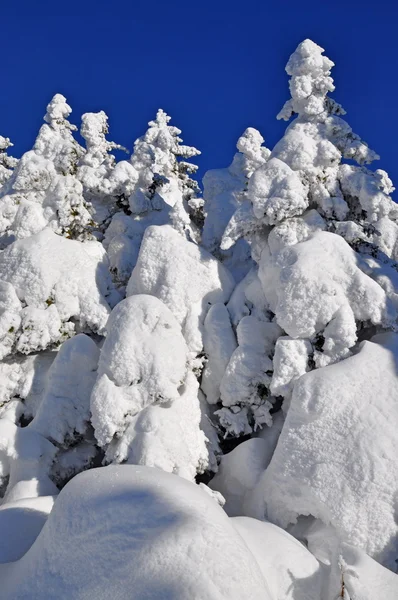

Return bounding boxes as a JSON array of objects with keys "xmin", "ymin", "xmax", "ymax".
[
  {"xmin": 91, "ymin": 295, "xmax": 189, "ymax": 446},
  {"xmin": 201, "ymin": 303, "xmax": 237, "ymax": 405},
  {"xmin": 249, "ymin": 157, "xmax": 308, "ymax": 225},
  {"xmin": 127, "ymin": 224, "xmax": 235, "ymax": 353},
  {"xmin": 217, "ymin": 317, "xmax": 282, "ymax": 435},
  {"xmin": 0, "ymin": 36, "xmax": 397, "ymax": 600},
  {"xmin": 90, "ymin": 295, "xmax": 209, "ymax": 478},
  {"xmin": 210, "ymin": 414, "xmax": 284, "ymax": 517},
  {"xmin": 202, "ymin": 127, "xmax": 269, "ymax": 282},
  {"xmin": 233, "ymin": 517, "xmax": 324, "ymax": 600},
  {"xmin": 0, "ymin": 465, "xmax": 272, "ymax": 599},
  {"xmin": 337, "ymin": 543, "xmax": 398, "ymax": 600},
  {"xmin": 104, "ymin": 372, "xmax": 209, "ymax": 481},
  {"xmin": 0, "ymin": 228, "xmax": 112, "ymax": 354},
  {"xmin": 0, "ymin": 419, "xmax": 58, "ymax": 504},
  {"xmin": 261, "ymin": 333, "xmax": 398, "ymax": 570},
  {"xmin": 0, "ymin": 495, "xmax": 55, "ymax": 563},
  {"xmin": 259, "ymin": 230, "xmax": 394, "ymax": 364},
  {"xmin": 270, "ymin": 337, "xmax": 311, "ymax": 399},
  {"xmin": 29, "ymin": 334, "xmax": 99, "ymax": 445}
]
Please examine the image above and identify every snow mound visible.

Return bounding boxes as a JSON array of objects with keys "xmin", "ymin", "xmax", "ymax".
[
  {"xmin": 0, "ymin": 465, "xmax": 271, "ymax": 599},
  {"xmin": 0, "ymin": 419, "xmax": 58, "ymax": 504},
  {"xmin": 210, "ymin": 415, "xmax": 283, "ymax": 517},
  {"xmin": 259, "ymin": 230, "xmax": 393, "ymax": 364},
  {"xmin": 249, "ymin": 157, "xmax": 308, "ymax": 225},
  {"xmin": 261, "ymin": 333, "xmax": 398, "ymax": 570},
  {"xmin": 0, "ymin": 495, "xmax": 55, "ymax": 563},
  {"xmin": 232, "ymin": 517, "xmax": 323, "ymax": 600},
  {"xmin": 338, "ymin": 543, "xmax": 398, "ymax": 600},
  {"xmin": 0, "ymin": 229, "xmax": 111, "ymax": 355},
  {"xmin": 127, "ymin": 225, "xmax": 235, "ymax": 352}
]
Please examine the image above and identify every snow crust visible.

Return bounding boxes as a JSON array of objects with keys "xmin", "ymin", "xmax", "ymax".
[{"xmin": 261, "ymin": 334, "xmax": 398, "ymax": 569}]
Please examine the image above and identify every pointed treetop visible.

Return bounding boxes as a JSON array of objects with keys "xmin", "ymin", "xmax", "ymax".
[
  {"xmin": 278, "ymin": 39, "xmax": 345, "ymax": 121},
  {"xmin": 80, "ymin": 111, "xmax": 127, "ymax": 167},
  {"xmin": 149, "ymin": 108, "xmax": 172, "ymax": 128},
  {"xmin": 44, "ymin": 94, "xmax": 77, "ymax": 131}
]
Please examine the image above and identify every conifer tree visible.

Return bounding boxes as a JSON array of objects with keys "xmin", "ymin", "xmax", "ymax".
[
  {"xmin": 215, "ymin": 39, "xmax": 398, "ymax": 436},
  {"xmin": 0, "ymin": 94, "xmax": 93, "ymax": 245},
  {"xmin": 104, "ymin": 109, "xmax": 203, "ymax": 287}
]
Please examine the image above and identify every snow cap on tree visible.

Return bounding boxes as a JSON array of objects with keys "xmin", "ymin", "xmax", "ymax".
[
  {"xmin": 80, "ymin": 111, "xmax": 127, "ymax": 169},
  {"xmin": 277, "ymin": 39, "xmax": 342, "ymax": 121},
  {"xmin": 43, "ymin": 93, "xmax": 76, "ymax": 130},
  {"xmin": 0, "ymin": 136, "xmax": 17, "ymax": 185}
]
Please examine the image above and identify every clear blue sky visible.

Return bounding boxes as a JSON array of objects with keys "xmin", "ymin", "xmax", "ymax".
[{"xmin": 2, "ymin": 1, "xmax": 398, "ymax": 187}]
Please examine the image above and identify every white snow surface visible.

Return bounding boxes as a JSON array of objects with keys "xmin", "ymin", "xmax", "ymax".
[
  {"xmin": 201, "ymin": 303, "xmax": 237, "ymax": 404},
  {"xmin": 29, "ymin": 334, "xmax": 100, "ymax": 445},
  {"xmin": 249, "ymin": 157, "xmax": 308, "ymax": 225},
  {"xmin": 127, "ymin": 225, "xmax": 235, "ymax": 353},
  {"xmin": 259, "ymin": 231, "xmax": 393, "ymax": 360},
  {"xmin": 0, "ymin": 495, "xmax": 55, "ymax": 563},
  {"xmin": 261, "ymin": 333, "xmax": 398, "ymax": 570},
  {"xmin": 91, "ymin": 294, "xmax": 189, "ymax": 447},
  {"xmin": 91, "ymin": 295, "xmax": 209, "ymax": 479},
  {"xmin": 0, "ymin": 465, "xmax": 272, "ymax": 599},
  {"xmin": 0, "ymin": 229, "xmax": 111, "ymax": 355},
  {"xmin": 233, "ymin": 517, "xmax": 324, "ymax": 600}
]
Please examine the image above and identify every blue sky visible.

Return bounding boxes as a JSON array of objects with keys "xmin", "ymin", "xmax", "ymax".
[{"xmin": 2, "ymin": 1, "xmax": 398, "ymax": 186}]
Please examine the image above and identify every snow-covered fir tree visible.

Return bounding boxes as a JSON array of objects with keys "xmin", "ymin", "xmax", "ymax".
[
  {"xmin": 0, "ymin": 136, "xmax": 17, "ymax": 186},
  {"xmin": 104, "ymin": 108, "xmax": 203, "ymax": 287},
  {"xmin": 0, "ymin": 39, "xmax": 397, "ymax": 600},
  {"xmin": 216, "ymin": 38, "xmax": 398, "ymax": 436},
  {"xmin": 0, "ymin": 94, "xmax": 92, "ymax": 246}
]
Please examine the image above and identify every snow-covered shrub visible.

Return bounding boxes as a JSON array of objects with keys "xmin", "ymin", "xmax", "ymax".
[
  {"xmin": 77, "ymin": 110, "xmax": 128, "ymax": 232},
  {"xmin": 0, "ymin": 136, "xmax": 17, "ymax": 186},
  {"xmin": 0, "ymin": 228, "xmax": 112, "ymax": 358},
  {"xmin": 91, "ymin": 295, "xmax": 210, "ymax": 479}
]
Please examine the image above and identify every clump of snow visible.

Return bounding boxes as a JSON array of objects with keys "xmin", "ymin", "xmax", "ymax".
[
  {"xmin": 210, "ymin": 414, "xmax": 284, "ymax": 517},
  {"xmin": 104, "ymin": 372, "xmax": 209, "ymax": 481},
  {"xmin": 91, "ymin": 295, "xmax": 209, "ymax": 478},
  {"xmin": 233, "ymin": 517, "xmax": 323, "ymax": 600},
  {"xmin": 91, "ymin": 294, "xmax": 189, "ymax": 446},
  {"xmin": 261, "ymin": 333, "xmax": 398, "ymax": 570},
  {"xmin": 127, "ymin": 225, "xmax": 235, "ymax": 353},
  {"xmin": 201, "ymin": 303, "xmax": 237, "ymax": 405},
  {"xmin": 259, "ymin": 230, "xmax": 394, "ymax": 365},
  {"xmin": 249, "ymin": 157, "xmax": 308, "ymax": 225},
  {"xmin": 0, "ymin": 419, "xmax": 58, "ymax": 504},
  {"xmin": 0, "ymin": 228, "xmax": 112, "ymax": 356},
  {"xmin": 217, "ymin": 317, "xmax": 282, "ymax": 435},
  {"xmin": 270, "ymin": 337, "xmax": 311, "ymax": 399},
  {"xmin": 0, "ymin": 495, "xmax": 55, "ymax": 563},
  {"xmin": 29, "ymin": 335, "xmax": 99, "ymax": 446}
]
